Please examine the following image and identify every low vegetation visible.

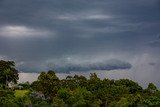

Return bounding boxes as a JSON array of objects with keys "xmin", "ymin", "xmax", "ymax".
[{"xmin": 14, "ymin": 90, "xmax": 29, "ymax": 98}]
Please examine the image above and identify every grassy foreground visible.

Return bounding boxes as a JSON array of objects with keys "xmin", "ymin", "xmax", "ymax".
[{"xmin": 14, "ymin": 90, "xmax": 29, "ymax": 98}]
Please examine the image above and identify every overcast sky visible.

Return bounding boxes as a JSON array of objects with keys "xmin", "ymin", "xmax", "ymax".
[{"xmin": 0, "ymin": 0, "xmax": 160, "ymax": 87}]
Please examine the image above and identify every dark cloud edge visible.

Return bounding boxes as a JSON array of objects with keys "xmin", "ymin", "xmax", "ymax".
[{"xmin": 17, "ymin": 59, "xmax": 132, "ymax": 73}]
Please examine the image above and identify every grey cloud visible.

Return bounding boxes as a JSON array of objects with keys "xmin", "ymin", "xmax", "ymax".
[
  {"xmin": 0, "ymin": 0, "xmax": 160, "ymax": 86},
  {"xmin": 53, "ymin": 59, "xmax": 132, "ymax": 73},
  {"xmin": 147, "ymin": 34, "xmax": 160, "ymax": 48},
  {"xmin": 17, "ymin": 59, "xmax": 132, "ymax": 73},
  {"xmin": 0, "ymin": 0, "xmax": 159, "ymax": 60},
  {"xmin": 0, "ymin": 25, "xmax": 52, "ymax": 38},
  {"xmin": 148, "ymin": 62, "xmax": 156, "ymax": 66}
]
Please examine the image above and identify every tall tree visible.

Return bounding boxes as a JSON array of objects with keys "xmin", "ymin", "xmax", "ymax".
[
  {"xmin": 0, "ymin": 60, "xmax": 19, "ymax": 87},
  {"xmin": 32, "ymin": 70, "xmax": 60, "ymax": 100}
]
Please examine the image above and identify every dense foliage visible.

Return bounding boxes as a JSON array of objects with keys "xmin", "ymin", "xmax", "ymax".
[
  {"xmin": 0, "ymin": 60, "xmax": 160, "ymax": 107},
  {"xmin": 0, "ymin": 60, "xmax": 19, "ymax": 88}
]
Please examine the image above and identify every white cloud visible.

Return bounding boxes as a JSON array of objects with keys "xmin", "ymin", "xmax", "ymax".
[
  {"xmin": 57, "ymin": 12, "xmax": 112, "ymax": 21},
  {"xmin": 0, "ymin": 55, "xmax": 9, "ymax": 60},
  {"xmin": 0, "ymin": 25, "xmax": 51, "ymax": 38},
  {"xmin": 18, "ymin": 73, "xmax": 39, "ymax": 83},
  {"xmin": 85, "ymin": 14, "xmax": 111, "ymax": 20}
]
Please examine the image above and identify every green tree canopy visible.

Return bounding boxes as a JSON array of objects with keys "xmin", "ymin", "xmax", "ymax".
[
  {"xmin": 0, "ymin": 60, "xmax": 19, "ymax": 87},
  {"xmin": 31, "ymin": 70, "xmax": 60, "ymax": 100}
]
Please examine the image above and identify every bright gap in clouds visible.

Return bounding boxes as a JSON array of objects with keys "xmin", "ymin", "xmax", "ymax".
[
  {"xmin": 0, "ymin": 25, "xmax": 51, "ymax": 38},
  {"xmin": 57, "ymin": 13, "xmax": 112, "ymax": 21}
]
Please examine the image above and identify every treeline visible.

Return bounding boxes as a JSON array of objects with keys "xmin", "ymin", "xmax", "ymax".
[
  {"xmin": 0, "ymin": 60, "xmax": 160, "ymax": 107},
  {"xmin": 30, "ymin": 71, "xmax": 160, "ymax": 107}
]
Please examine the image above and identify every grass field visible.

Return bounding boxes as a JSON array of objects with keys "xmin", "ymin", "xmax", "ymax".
[{"xmin": 14, "ymin": 90, "xmax": 29, "ymax": 98}]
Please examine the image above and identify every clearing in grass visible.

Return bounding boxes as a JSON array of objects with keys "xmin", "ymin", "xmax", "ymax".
[{"xmin": 14, "ymin": 90, "xmax": 29, "ymax": 98}]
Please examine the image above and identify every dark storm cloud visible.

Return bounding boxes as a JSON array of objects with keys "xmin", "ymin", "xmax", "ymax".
[
  {"xmin": 53, "ymin": 59, "xmax": 132, "ymax": 73},
  {"xmin": 0, "ymin": 0, "xmax": 160, "ymax": 82},
  {"xmin": 0, "ymin": 0, "xmax": 160, "ymax": 60},
  {"xmin": 16, "ymin": 59, "xmax": 132, "ymax": 73}
]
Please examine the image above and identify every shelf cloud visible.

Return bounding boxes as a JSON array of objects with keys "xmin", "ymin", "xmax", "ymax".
[{"xmin": 53, "ymin": 59, "xmax": 132, "ymax": 73}]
